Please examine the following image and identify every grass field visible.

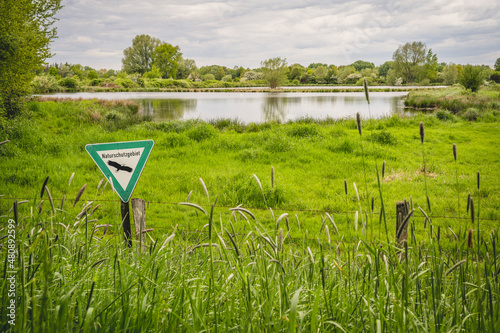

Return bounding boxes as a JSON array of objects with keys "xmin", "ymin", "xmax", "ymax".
[{"xmin": 1, "ymin": 88, "xmax": 499, "ymax": 331}]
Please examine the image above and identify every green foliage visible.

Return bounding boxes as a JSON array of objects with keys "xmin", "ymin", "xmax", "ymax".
[
  {"xmin": 87, "ymin": 70, "xmax": 99, "ymax": 80},
  {"xmin": 122, "ymin": 34, "xmax": 161, "ymax": 74},
  {"xmin": 378, "ymin": 61, "xmax": 393, "ymax": 78},
  {"xmin": 369, "ymin": 130, "xmax": 398, "ymax": 145},
  {"xmin": 58, "ymin": 77, "xmax": 78, "ymax": 89},
  {"xmin": 489, "ymin": 71, "xmax": 500, "ymax": 84},
  {"xmin": 392, "ymin": 41, "xmax": 427, "ymax": 83},
  {"xmin": 186, "ymin": 123, "xmax": 218, "ymax": 142},
  {"xmin": 31, "ymin": 75, "xmax": 60, "ymax": 93},
  {"xmin": 351, "ymin": 60, "xmax": 375, "ymax": 72},
  {"xmin": 153, "ymin": 42, "xmax": 182, "ymax": 78},
  {"xmin": 442, "ymin": 63, "xmax": 458, "ymax": 85},
  {"xmin": 435, "ymin": 109, "xmax": 455, "ymax": 121},
  {"xmin": 260, "ymin": 57, "xmax": 288, "ymax": 89},
  {"xmin": 459, "ymin": 65, "xmax": 485, "ymax": 92},
  {"xmin": 495, "ymin": 57, "xmax": 500, "ymax": 71},
  {"xmin": 0, "ymin": 0, "xmax": 62, "ymax": 117}
]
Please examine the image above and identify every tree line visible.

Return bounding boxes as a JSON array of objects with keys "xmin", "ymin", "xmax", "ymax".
[{"xmin": 2, "ymin": 2, "xmax": 500, "ymax": 120}]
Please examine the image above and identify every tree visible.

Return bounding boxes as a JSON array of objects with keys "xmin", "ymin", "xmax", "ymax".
[
  {"xmin": 351, "ymin": 60, "xmax": 375, "ymax": 72},
  {"xmin": 177, "ymin": 58, "xmax": 197, "ymax": 79},
  {"xmin": 122, "ymin": 34, "xmax": 161, "ymax": 75},
  {"xmin": 261, "ymin": 57, "xmax": 288, "ymax": 89},
  {"xmin": 153, "ymin": 42, "xmax": 182, "ymax": 79},
  {"xmin": 0, "ymin": 0, "xmax": 62, "ymax": 117},
  {"xmin": 378, "ymin": 61, "xmax": 393, "ymax": 78},
  {"xmin": 495, "ymin": 58, "xmax": 500, "ymax": 71},
  {"xmin": 441, "ymin": 63, "xmax": 458, "ymax": 85},
  {"xmin": 313, "ymin": 66, "xmax": 329, "ymax": 83},
  {"xmin": 458, "ymin": 65, "xmax": 485, "ymax": 92},
  {"xmin": 421, "ymin": 49, "xmax": 438, "ymax": 82},
  {"xmin": 392, "ymin": 41, "xmax": 427, "ymax": 83}
]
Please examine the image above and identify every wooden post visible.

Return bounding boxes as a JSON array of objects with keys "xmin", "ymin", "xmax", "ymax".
[
  {"xmin": 132, "ymin": 198, "xmax": 146, "ymax": 250},
  {"xmin": 120, "ymin": 200, "xmax": 132, "ymax": 248},
  {"xmin": 395, "ymin": 200, "xmax": 409, "ymax": 245}
]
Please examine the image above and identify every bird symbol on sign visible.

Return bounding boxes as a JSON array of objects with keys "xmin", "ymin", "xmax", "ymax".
[{"xmin": 108, "ymin": 160, "xmax": 133, "ymax": 173}]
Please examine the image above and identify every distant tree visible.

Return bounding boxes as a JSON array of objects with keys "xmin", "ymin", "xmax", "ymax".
[
  {"xmin": 153, "ymin": 42, "xmax": 182, "ymax": 78},
  {"xmin": 495, "ymin": 58, "xmax": 500, "ymax": 71},
  {"xmin": 392, "ymin": 41, "xmax": 427, "ymax": 83},
  {"xmin": 143, "ymin": 65, "xmax": 162, "ymax": 79},
  {"xmin": 261, "ymin": 57, "xmax": 288, "ymax": 89},
  {"xmin": 313, "ymin": 66, "xmax": 329, "ymax": 83},
  {"xmin": 351, "ymin": 60, "xmax": 375, "ymax": 72},
  {"xmin": 308, "ymin": 63, "xmax": 328, "ymax": 69},
  {"xmin": 337, "ymin": 66, "xmax": 356, "ymax": 83},
  {"xmin": 122, "ymin": 34, "xmax": 161, "ymax": 75},
  {"xmin": 48, "ymin": 66, "xmax": 59, "ymax": 77},
  {"xmin": 87, "ymin": 70, "xmax": 99, "ymax": 80},
  {"xmin": 419, "ymin": 49, "xmax": 438, "ymax": 82},
  {"xmin": 215, "ymin": 67, "xmax": 226, "ymax": 80},
  {"xmin": 0, "ymin": 0, "xmax": 62, "ymax": 117},
  {"xmin": 177, "ymin": 58, "xmax": 197, "ymax": 79},
  {"xmin": 441, "ymin": 63, "xmax": 458, "ymax": 85},
  {"xmin": 288, "ymin": 64, "xmax": 304, "ymax": 81},
  {"xmin": 378, "ymin": 61, "xmax": 393, "ymax": 78},
  {"xmin": 458, "ymin": 65, "xmax": 485, "ymax": 92}
]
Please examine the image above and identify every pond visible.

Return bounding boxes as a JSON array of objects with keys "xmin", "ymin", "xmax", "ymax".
[{"xmin": 44, "ymin": 91, "xmax": 410, "ymax": 123}]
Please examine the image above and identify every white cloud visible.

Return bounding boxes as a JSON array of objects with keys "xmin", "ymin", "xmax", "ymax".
[{"xmin": 48, "ymin": 0, "xmax": 500, "ymax": 69}]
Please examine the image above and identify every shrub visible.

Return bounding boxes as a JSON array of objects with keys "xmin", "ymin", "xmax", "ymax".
[
  {"xmin": 435, "ymin": 109, "xmax": 455, "ymax": 121},
  {"xmin": 31, "ymin": 75, "xmax": 59, "ymax": 93},
  {"xmin": 187, "ymin": 123, "xmax": 218, "ymax": 142},
  {"xmin": 369, "ymin": 130, "xmax": 398, "ymax": 145},
  {"xmin": 59, "ymin": 77, "xmax": 78, "ymax": 89},
  {"xmin": 287, "ymin": 124, "xmax": 319, "ymax": 138},
  {"xmin": 458, "ymin": 65, "xmax": 485, "ymax": 92},
  {"xmin": 460, "ymin": 108, "xmax": 479, "ymax": 121}
]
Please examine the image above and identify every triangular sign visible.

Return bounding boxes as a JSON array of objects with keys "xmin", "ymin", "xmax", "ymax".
[{"xmin": 85, "ymin": 140, "xmax": 154, "ymax": 202}]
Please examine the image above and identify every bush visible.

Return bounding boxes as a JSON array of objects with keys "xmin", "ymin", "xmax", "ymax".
[
  {"xmin": 187, "ymin": 123, "xmax": 218, "ymax": 142},
  {"xmin": 31, "ymin": 75, "xmax": 59, "ymax": 93},
  {"xmin": 59, "ymin": 77, "xmax": 78, "ymax": 89},
  {"xmin": 490, "ymin": 71, "xmax": 500, "ymax": 84},
  {"xmin": 459, "ymin": 65, "xmax": 485, "ymax": 92},
  {"xmin": 460, "ymin": 108, "xmax": 479, "ymax": 121},
  {"xmin": 369, "ymin": 130, "xmax": 398, "ymax": 145},
  {"xmin": 435, "ymin": 109, "xmax": 455, "ymax": 121}
]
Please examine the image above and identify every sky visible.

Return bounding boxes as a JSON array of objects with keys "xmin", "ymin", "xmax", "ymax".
[{"xmin": 49, "ymin": 0, "xmax": 500, "ymax": 71}]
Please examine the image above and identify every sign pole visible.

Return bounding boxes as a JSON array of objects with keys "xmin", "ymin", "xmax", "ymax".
[{"xmin": 120, "ymin": 200, "xmax": 132, "ymax": 248}]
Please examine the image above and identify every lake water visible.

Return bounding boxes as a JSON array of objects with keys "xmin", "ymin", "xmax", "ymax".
[{"xmin": 44, "ymin": 91, "xmax": 409, "ymax": 123}]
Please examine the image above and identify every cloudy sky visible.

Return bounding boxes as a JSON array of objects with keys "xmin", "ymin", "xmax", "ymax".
[{"xmin": 49, "ymin": 0, "xmax": 500, "ymax": 70}]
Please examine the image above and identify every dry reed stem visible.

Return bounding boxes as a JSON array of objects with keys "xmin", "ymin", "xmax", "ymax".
[{"xmin": 73, "ymin": 184, "xmax": 87, "ymax": 207}]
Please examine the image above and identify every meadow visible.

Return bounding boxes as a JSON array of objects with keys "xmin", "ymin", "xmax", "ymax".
[{"xmin": 0, "ymin": 86, "xmax": 499, "ymax": 331}]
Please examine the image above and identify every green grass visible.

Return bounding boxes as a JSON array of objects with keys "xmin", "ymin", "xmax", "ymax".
[
  {"xmin": 1, "ymin": 97, "xmax": 499, "ymax": 331},
  {"xmin": 0, "ymin": 98, "xmax": 499, "ymax": 242}
]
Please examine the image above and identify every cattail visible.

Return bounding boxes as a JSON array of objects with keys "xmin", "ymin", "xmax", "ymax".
[
  {"xmin": 40, "ymin": 176, "xmax": 49, "ymax": 198},
  {"xmin": 467, "ymin": 192, "xmax": 471, "ymax": 213},
  {"xmin": 344, "ymin": 179, "xmax": 348, "ymax": 195},
  {"xmin": 470, "ymin": 197, "xmax": 475, "ymax": 223},
  {"xmin": 90, "ymin": 204, "xmax": 100, "ymax": 216},
  {"xmin": 363, "ymin": 78, "xmax": 370, "ymax": 104},
  {"xmin": 371, "ymin": 197, "xmax": 374, "ymax": 212},
  {"xmin": 73, "ymin": 183, "xmax": 87, "ymax": 207},
  {"xmin": 382, "ymin": 160, "xmax": 386, "ymax": 178},
  {"xmin": 467, "ymin": 229, "xmax": 473, "ymax": 248},
  {"xmin": 356, "ymin": 113, "xmax": 362, "ymax": 136},
  {"xmin": 97, "ymin": 177, "xmax": 105, "ymax": 192},
  {"xmin": 271, "ymin": 166, "xmax": 275, "ymax": 190},
  {"xmin": 60, "ymin": 195, "xmax": 65, "ymax": 211},
  {"xmin": 477, "ymin": 172, "xmax": 480, "ymax": 190},
  {"xmin": 452, "ymin": 143, "xmax": 457, "ymax": 161},
  {"xmin": 419, "ymin": 122, "xmax": 425, "ymax": 144}
]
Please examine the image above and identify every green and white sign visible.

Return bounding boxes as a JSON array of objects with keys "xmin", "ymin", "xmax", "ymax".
[{"xmin": 85, "ymin": 140, "xmax": 154, "ymax": 202}]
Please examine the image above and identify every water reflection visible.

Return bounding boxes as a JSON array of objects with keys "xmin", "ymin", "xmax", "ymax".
[
  {"xmin": 261, "ymin": 96, "xmax": 289, "ymax": 122},
  {"xmin": 137, "ymin": 99, "xmax": 197, "ymax": 121},
  {"xmin": 41, "ymin": 91, "xmax": 410, "ymax": 123}
]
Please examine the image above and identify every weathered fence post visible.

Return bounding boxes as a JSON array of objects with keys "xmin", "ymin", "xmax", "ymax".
[
  {"xmin": 395, "ymin": 200, "xmax": 409, "ymax": 245},
  {"xmin": 120, "ymin": 200, "xmax": 132, "ymax": 248},
  {"xmin": 132, "ymin": 198, "xmax": 146, "ymax": 250}
]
